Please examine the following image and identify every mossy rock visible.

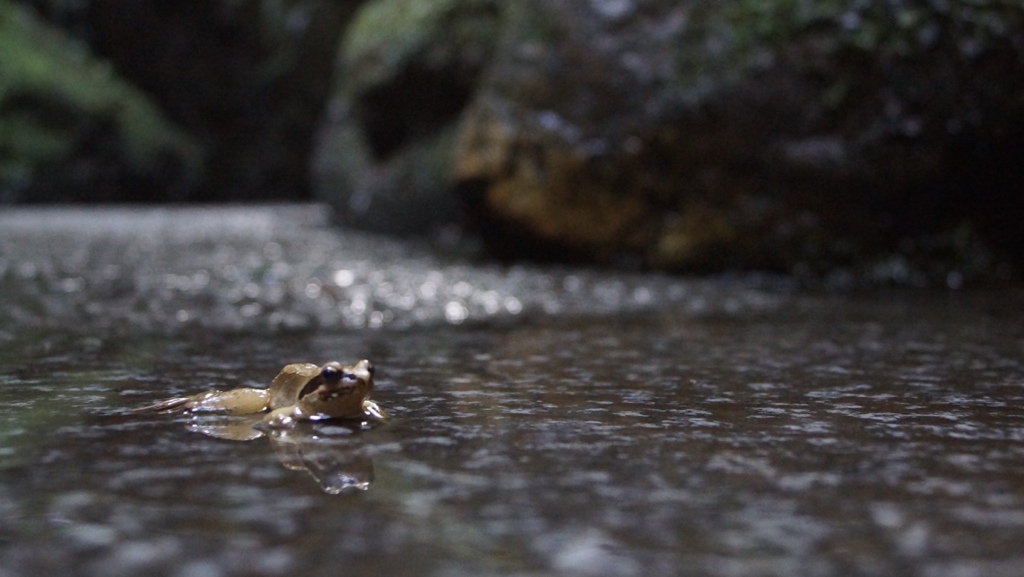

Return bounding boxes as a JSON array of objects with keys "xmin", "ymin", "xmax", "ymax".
[
  {"xmin": 0, "ymin": 0, "xmax": 202, "ymax": 201},
  {"xmin": 313, "ymin": 0, "xmax": 501, "ymax": 235},
  {"xmin": 452, "ymin": 0, "xmax": 1024, "ymax": 283}
]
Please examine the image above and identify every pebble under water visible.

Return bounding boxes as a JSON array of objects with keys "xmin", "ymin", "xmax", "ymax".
[{"xmin": 1, "ymin": 206, "xmax": 1023, "ymax": 577}]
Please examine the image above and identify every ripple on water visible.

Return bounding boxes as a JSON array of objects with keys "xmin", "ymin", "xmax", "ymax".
[{"xmin": 0, "ymin": 206, "xmax": 784, "ymax": 334}]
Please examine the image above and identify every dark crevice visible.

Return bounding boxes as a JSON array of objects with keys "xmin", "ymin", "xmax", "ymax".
[{"xmin": 357, "ymin": 65, "xmax": 474, "ymax": 160}]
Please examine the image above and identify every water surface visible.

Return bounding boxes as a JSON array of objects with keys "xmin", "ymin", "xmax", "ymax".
[{"xmin": 1, "ymin": 207, "xmax": 1022, "ymax": 577}]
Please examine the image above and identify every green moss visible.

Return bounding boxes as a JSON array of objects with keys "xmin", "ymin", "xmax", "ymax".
[
  {"xmin": 0, "ymin": 0, "xmax": 201, "ymax": 193},
  {"xmin": 342, "ymin": 0, "xmax": 501, "ymax": 91},
  {"xmin": 694, "ymin": 0, "xmax": 1024, "ymax": 129},
  {"xmin": 724, "ymin": 0, "xmax": 1023, "ymax": 59}
]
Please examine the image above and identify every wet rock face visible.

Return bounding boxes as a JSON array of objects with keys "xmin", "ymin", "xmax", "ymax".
[{"xmin": 449, "ymin": 0, "xmax": 1024, "ymax": 278}]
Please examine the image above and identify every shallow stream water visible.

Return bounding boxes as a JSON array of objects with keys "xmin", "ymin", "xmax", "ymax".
[{"xmin": 1, "ymin": 206, "xmax": 1022, "ymax": 577}]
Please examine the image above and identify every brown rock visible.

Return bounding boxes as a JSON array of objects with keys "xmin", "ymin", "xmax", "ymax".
[{"xmin": 451, "ymin": 0, "xmax": 1024, "ymax": 280}]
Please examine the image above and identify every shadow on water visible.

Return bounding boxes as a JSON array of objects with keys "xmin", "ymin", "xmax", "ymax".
[{"xmin": 1, "ymin": 207, "xmax": 1023, "ymax": 577}]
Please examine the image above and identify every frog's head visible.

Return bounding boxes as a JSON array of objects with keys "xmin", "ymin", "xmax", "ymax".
[{"xmin": 297, "ymin": 360, "xmax": 375, "ymax": 418}]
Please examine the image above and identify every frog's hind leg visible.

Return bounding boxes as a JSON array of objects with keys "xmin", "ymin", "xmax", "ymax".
[
  {"xmin": 132, "ymin": 388, "xmax": 271, "ymax": 415},
  {"xmin": 188, "ymin": 388, "xmax": 271, "ymax": 414},
  {"xmin": 129, "ymin": 396, "xmax": 194, "ymax": 414}
]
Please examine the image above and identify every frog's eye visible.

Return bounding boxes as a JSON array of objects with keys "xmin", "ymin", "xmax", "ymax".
[
  {"xmin": 321, "ymin": 365, "xmax": 341, "ymax": 382},
  {"xmin": 366, "ymin": 363, "xmax": 375, "ymax": 377}
]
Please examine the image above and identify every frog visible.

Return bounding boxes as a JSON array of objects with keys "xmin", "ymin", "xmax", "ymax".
[{"xmin": 131, "ymin": 359, "xmax": 386, "ymax": 428}]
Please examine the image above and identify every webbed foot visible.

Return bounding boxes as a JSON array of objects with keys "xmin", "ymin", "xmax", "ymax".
[{"xmin": 363, "ymin": 400, "xmax": 388, "ymax": 422}]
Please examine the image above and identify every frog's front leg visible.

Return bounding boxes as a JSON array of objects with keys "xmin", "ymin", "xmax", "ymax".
[
  {"xmin": 363, "ymin": 399, "xmax": 387, "ymax": 421},
  {"xmin": 261, "ymin": 399, "xmax": 389, "ymax": 429},
  {"xmin": 133, "ymin": 388, "xmax": 271, "ymax": 415},
  {"xmin": 262, "ymin": 405, "xmax": 305, "ymax": 428}
]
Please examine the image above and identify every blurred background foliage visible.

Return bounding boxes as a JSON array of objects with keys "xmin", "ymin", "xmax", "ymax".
[
  {"xmin": 1, "ymin": 0, "xmax": 1021, "ymax": 283},
  {"xmin": 0, "ymin": 0, "xmax": 200, "ymax": 201}
]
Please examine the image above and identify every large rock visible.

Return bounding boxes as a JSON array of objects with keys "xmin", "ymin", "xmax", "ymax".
[
  {"xmin": 0, "ymin": 0, "xmax": 201, "ymax": 202},
  {"xmin": 453, "ymin": 0, "xmax": 1024, "ymax": 280},
  {"xmin": 321, "ymin": 0, "xmax": 1022, "ymax": 281},
  {"xmin": 313, "ymin": 0, "xmax": 500, "ymax": 235}
]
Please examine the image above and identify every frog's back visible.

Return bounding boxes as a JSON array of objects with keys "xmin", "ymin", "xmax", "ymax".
[{"xmin": 268, "ymin": 363, "xmax": 320, "ymax": 410}]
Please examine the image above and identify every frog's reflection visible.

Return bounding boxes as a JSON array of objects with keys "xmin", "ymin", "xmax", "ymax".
[{"xmin": 184, "ymin": 414, "xmax": 376, "ymax": 494}]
